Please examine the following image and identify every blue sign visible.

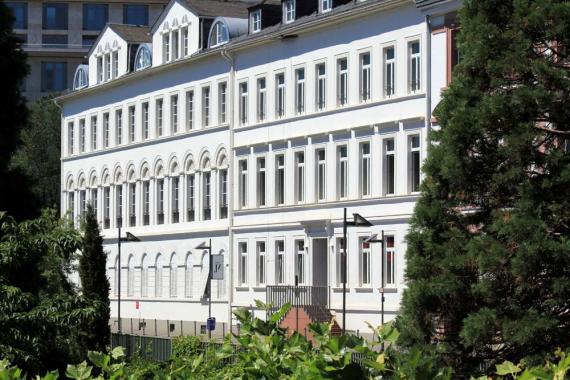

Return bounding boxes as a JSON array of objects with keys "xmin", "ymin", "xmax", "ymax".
[{"xmin": 207, "ymin": 317, "xmax": 216, "ymax": 331}]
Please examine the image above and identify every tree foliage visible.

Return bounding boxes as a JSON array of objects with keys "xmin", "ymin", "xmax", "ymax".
[{"xmin": 397, "ymin": 0, "xmax": 570, "ymax": 375}]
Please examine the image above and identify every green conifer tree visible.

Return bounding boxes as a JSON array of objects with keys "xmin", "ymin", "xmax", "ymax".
[
  {"xmin": 79, "ymin": 205, "xmax": 110, "ymax": 352},
  {"xmin": 397, "ymin": 0, "xmax": 570, "ymax": 376}
]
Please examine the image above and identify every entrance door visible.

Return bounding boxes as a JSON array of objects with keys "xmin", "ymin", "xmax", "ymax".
[{"xmin": 312, "ymin": 238, "xmax": 328, "ymax": 287}]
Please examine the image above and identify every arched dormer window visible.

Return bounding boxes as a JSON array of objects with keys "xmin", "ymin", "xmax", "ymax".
[
  {"xmin": 209, "ymin": 20, "xmax": 229, "ymax": 48},
  {"xmin": 73, "ymin": 65, "xmax": 89, "ymax": 90},
  {"xmin": 134, "ymin": 44, "xmax": 152, "ymax": 71}
]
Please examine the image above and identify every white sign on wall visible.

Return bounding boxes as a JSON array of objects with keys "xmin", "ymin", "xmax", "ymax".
[{"xmin": 212, "ymin": 255, "xmax": 224, "ymax": 280}]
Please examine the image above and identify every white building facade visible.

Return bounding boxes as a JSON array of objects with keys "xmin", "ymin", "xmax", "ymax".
[{"xmin": 58, "ymin": 0, "xmax": 461, "ymax": 336}]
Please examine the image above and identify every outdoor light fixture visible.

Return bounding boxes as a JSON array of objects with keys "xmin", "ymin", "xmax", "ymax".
[{"xmin": 117, "ymin": 227, "xmax": 141, "ymax": 334}]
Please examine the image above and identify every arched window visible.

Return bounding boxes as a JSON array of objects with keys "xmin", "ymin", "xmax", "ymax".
[
  {"xmin": 141, "ymin": 254, "xmax": 149, "ymax": 297},
  {"xmin": 169, "ymin": 253, "xmax": 178, "ymax": 297},
  {"xmin": 185, "ymin": 253, "xmax": 193, "ymax": 298},
  {"xmin": 155, "ymin": 254, "xmax": 163, "ymax": 297},
  {"xmin": 217, "ymin": 152, "xmax": 228, "ymax": 219},
  {"xmin": 201, "ymin": 156, "xmax": 211, "ymax": 220},
  {"xmin": 134, "ymin": 44, "xmax": 152, "ymax": 71},
  {"xmin": 127, "ymin": 255, "xmax": 134, "ymax": 296},
  {"xmin": 209, "ymin": 20, "xmax": 229, "ymax": 47},
  {"xmin": 185, "ymin": 158, "xmax": 196, "ymax": 222},
  {"xmin": 73, "ymin": 64, "xmax": 88, "ymax": 90}
]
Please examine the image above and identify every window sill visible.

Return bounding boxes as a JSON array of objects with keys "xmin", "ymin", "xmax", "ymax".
[
  {"xmin": 235, "ymin": 286, "xmax": 249, "ymax": 291},
  {"xmin": 332, "ymin": 286, "xmax": 349, "ymax": 292},
  {"xmin": 354, "ymin": 287, "xmax": 373, "ymax": 293},
  {"xmin": 378, "ymin": 287, "xmax": 398, "ymax": 293},
  {"xmin": 251, "ymin": 286, "xmax": 266, "ymax": 291}
]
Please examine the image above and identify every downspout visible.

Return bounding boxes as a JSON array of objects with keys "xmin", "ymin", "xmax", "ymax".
[
  {"xmin": 221, "ymin": 48, "xmax": 235, "ymax": 332},
  {"xmin": 53, "ymin": 97, "xmax": 65, "ymax": 219},
  {"xmin": 425, "ymin": 14, "xmax": 432, "ymax": 142}
]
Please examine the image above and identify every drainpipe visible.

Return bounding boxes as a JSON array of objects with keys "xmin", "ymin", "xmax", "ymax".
[
  {"xmin": 221, "ymin": 48, "xmax": 235, "ymax": 333},
  {"xmin": 53, "ymin": 97, "xmax": 65, "ymax": 219},
  {"xmin": 425, "ymin": 15, "xmax": 432, "ymax": 142}
]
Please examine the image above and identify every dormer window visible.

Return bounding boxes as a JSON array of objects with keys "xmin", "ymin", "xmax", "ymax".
[
  {"xmin": 163, "ymin": 33, "xmax": 170, "ymax": 62},
  {"xmin": 284, "ymin": 0, "xmax": 295, "ymax": 24},
  {"xmin": 251, "ymin": 9, "xmax": 261, "ymax": 33},
  {"xmin": 209, "ymin": 20, "xmax": 229, "ymax": 47},
  {"xmin": 134, "ymin": 44, "xmax": 152, "ymax": 71},
  {"xmin": 73, "ymin": 65, "xmax": 88, "ymax": 90},
  {"xmin": 321, "ymin": 0, "xmax": 332, "ymax": 13}
]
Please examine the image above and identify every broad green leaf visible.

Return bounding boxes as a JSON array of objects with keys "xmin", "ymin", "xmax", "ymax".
[{"xmin": 496, "ymin": 360, "xmax": 522, "ymax": 376}]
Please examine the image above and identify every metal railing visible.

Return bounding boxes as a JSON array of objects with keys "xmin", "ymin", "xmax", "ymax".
[
  {"xmin": 111, "ymin": 333, "xmax": 172, "ymax": 361},
  {"xmin": 266, "ymin": 285, "xmax": 328, "ymax": 317}
]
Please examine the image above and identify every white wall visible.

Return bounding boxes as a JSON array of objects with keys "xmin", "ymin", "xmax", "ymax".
[{"xmin": 88, "ymin": 28, "xmax": 129, "ymax": 87}]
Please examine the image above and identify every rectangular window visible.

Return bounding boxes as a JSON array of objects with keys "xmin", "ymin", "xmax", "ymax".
[
  {"xmin": 239, "ymin": 82, "xmax": 248, "ymax": 125},
  {"xmin": 336, "ymin": 237, "xmax": 345, "ymax": 286},
  {"xmin": 128, "ymin": 106, "xmax": 135, "ymax": 143},
  {"xmin": 257, "ymin": 78, "xmax": 266, "ymax": 122},
  {"xmin": 251, "ymin": 9, "xmax": 261, "ymax": 33},
  {"xmin": 384, "ymin": 46, "xmax": 395, "ymax": 97},
  {"xmin": 128, "ymin": 183, "xmax": 136, "ymax": 227},
  {"xmin": 275, "ymin": 154, "xmax": 285, "ymax": 206},
  {"xmin": 202, "ymin": 172, "xmax": 211, "ymax": 220},
  {"xmin": 276, "ymin": 241, "xmax": 285, "ymax": 285},
  {"xmin": 83, "ymin": 35, "xmax": 97, "ymax": 48},
  {"xmin": 41, "ymin": 62, "xmax": 67, "ymax": 92},
  {"xmin": 105, "ymin": 53, "xmax": 111, "ymax": 81},
  {"xmin": 385, "ymin": 236, "xmax": 396, "ymax": 286},
  {"xmin": 337, "ymin": 58, "xmax": 348, "ymax": 106},
  {"xmin": 384, "ymin": 138, "xmax": 395, "ymax": 195},
  {"xmin": 257, "ymin": 242, "xmax": 266, "ymax": 285},
  {"xmin": 295, "ymin": 240, "xmax": 305, "ymax": 284},
  {"xmin": 186, "ymin": 90, "xmax": 194, "ymax": 130},
  {"xmin": 156, "ymin": 99, "xmax": 163, "ymax": 137},
  {"xmin": 219, "ymin": 169, "xmax": 228, "ymax": 219},
  {"xmin": 295, "ymin": 151, "xmax": 305, "ymax": 203},
  {"xmin": 360, "ymin": 239, "xmax": 371, "ymax": 286},
  {"xmin": 182, "ymin": 27, "xmax": 188, "ymax": 56},
  {"xmin": 6, "ymin": 2, "xmax": 28, "ymax": 29},
  {"xmin": 90, "ymin": 189, "xmax": 98, "ymax": 217},
  {"xmin": 123, "ymin": 4, "xmax": 148, "ymax": 25},
  {"xmin": 83, "ymin": 4, "xmax": 107, "ymax": 30},
  {"xmin": 79, "ymin": 119, "xmax": 85, "ymax": 153},
  {"xmin": 112, "ymin": 51, "xmax": 118, "ymax": 78},
  {"xmin": 103, "ymin": 187, "xmax": 110, "ymax": 229},
  {"xmin": 143, "ymin": 181, "xmax": 150, "ymax": 225},
  {"xmin": 42, "ymin": 34, "xmax": 67, "ymax": 47},
  {"xmin": 257, "ymin": 157, "xmax": 266, "ymax": 207},
  {"xmin": 157, "ymin": 179, "xmax": 164, "ymax": 224},
  {"xmin": 187, "ymin": 174, "xmax": 195, "ymax": 222},
  {"xmin": 360, "ymin": 52, "xmax": 371, "ymax": 102},
  {"xmin": 275, "ymin": 73, "xmax": 285, "ymax": 118},
  {"xmin": 218, "ymin": 82, "xmax": 227, "ymax": 124},
  {"xmin": 142, "ymin": 102, "xmax": 149, "ymax": 139},
  {"xmin": 316, "ymin": 63, "xmax": 326, "ymax": 111},
  {"xmin": 172, "ymin": 177, "xmax": 179, "ymax": 223},
  {"xmin": 239, "ymin": 159, "xmax": 248, "ymax": 208},
  {"xmin": 337, "ymin": 145, "xmax": 348, "ymax": 199},
  {"xmin": 43, "ymin": 3, "xmax": 67, "ymax": 30},
  {"xmin": 172, "ymin": 29, "xmax": 179, "ymax": 60},
  {"xmin": 67, "ymin": 122, "xmax": 74, "ymax": 155},
  {"xmin": 316, "ymin": 149, "xmax": 326, "ymax": 201},
  {"xmin": 79, "ymin": 190, "xmax": 86, "ymax": 218},
  {"xmin": 103, "ymin": 113, "xmax": 110, "ymax": 148},
  {"xmin": 295, "ymin": 68, "xmax": 305, "ymax": 114},
  {"xmin": 202, "ymin": 86, "xmax": 210, "ymax": 127},
  {"xmin": 97, "ymin": 56, "xmax": 103, "ymax": 83},
  {"xmin": 116, "ymin": 185, "xmax": 123, "ymax": 227},
  {"xmin": 91, "ymin": 116, "xmax": 97, "ymax": 150},
  {"xmin": 409, "ymin": 40, "xmax": 421, "ymax": 93},
  {"xmin": 322, "ymin": 0, "xmax": 332, "ymax": 12},
  {"xmin": 409, "ymin": 135, "xmax": 421, "ymax": 193},
  {"xmin": 68, "ymin": 192, "xmax": 75, "ymax": 220},
  {"xmin": 239, "ymin": 242, "xmax": 248, "ymax": 286},
  {"xmin": 115, "ymin": 110, "xmax": 122, "ymax": 145},
  {"xmin": 171, "ymin": 95, "xmax": 178, "ymax": 133},
  {"xmin": 163, "ymin": 33, "xmax": 170, "ymax": 62},
  {"xmin": 360, "ymin": 142, "xmax": 371, "ymax": 197},
  {"xmin": 284, "ymin": 0, "xmax": 295, "ymax": 23}
]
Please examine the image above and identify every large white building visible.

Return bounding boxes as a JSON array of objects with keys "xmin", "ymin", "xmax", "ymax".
[{"xmin": 57, "ymin": 0, "xmax": 461, "ymax": 337}]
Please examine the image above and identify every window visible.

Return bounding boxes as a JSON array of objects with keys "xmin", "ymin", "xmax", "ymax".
[
  {"xmin": 202, "ymin": 86, "xmax": 210, "ymax": 127},
  {"xmin": 6, "ymin": 2, "xmax": 27, "ymax": 29},
  {"xmin": 275, "ymin": 73, "xmax": 285, "ymax": 118},
  {"xmin": 103, "ymin": 113, "xmax": 110, "ymax": 148},
  {"xmin": 123, "ymin": 4, "xmax": 148, "ymax": 26},
  {"xmin": 90, "ymin": 186, "xmax": 97, "ymax": 216},
  {"xmin": 115, "ymin": 110, "xmax": 123, "ymax": 145},
  {"xmin": 103, "ymin": 187, "xmax": 110, "ymax": 228},
  {"xmin": 67, "ymin": 122, "xmax": 74, "ymax": 155},
  {"xmin": 284, "ymin": 0, "xmax": 295, "ymax": 23},
  {"xmin": 141, "ymin": 256, "xmax": 149, "ymax": 297},
  {"xmin": 384, "ymin": 46, "xmax": 395, "ymax": 97},
  {"xmin": 128, "ymin": 106, "xmax": 135, "ymax": 142},
  {"xmin": 163, "ymin": 33, "xmax": 170, "ymax": 62},
  {"xmin": 156, "ymin": 99, "xmax": 163, "ymax": 136},
  {"xmin": 385, "ymin": 236, "xmax": 395, "ymax": 286},
  {"xmin": 182, "ymin": 27, "xmax": 188, "ymax": 56},
  {"xmin": 112, "ymin": 51, "xmax": 118, "ymax": 78},
  {"xmin": 186, "ymin": 90, "xmax": 194, "ymax": 130},
  {"xmin": 73, "ymin": 65, "xmax": 88, "ymax": 90},
  {"xmin": 171, "ymin": 95, "xmax": 178, "ymax": 133},
  {"xmin": 97, "ymin": 56, "xmax": 103, "ymax": 83},
  {"xmin": 184, "ymin": 254, "xmax": 192, "ymax": 298},
  {"xmin": 43, "ymin": 3, "xmax": 67, "ymax": 30},
  {"xmin": 360, "ymin": 239, "xmax": 371, "ymax": 286},
  {"xmin": 68, "ymin": 192, "xmax": 75, "ymax": 220},
  {"xmin": 295, "ymin": 152, "xmax": 305, "ymax": 203},
  {"xmin": 337, "ymin": 145, "xmax": 348, "ymax": 199},
  {"xmin": 257, "ymin": 78, "xmax": 266, "ymax": 122},
  {"xmin": 239, "ymin": 160, "xmax": 248, "ymax": 208},
  {"xmin": 127, "ymin": 256, "xmax": 134, "ymax": 296},
  {"xmin": 41, "ymin": 62, "xmax": 67, "ymax": 92},
  {"xmin": 91, "ymin": 116, "xmax": 97, "ymax": 150},
  {"xmin": 336, "ymin": 238, "xmax": 345, "ymax": 286},
  {"xmin": 143, "ymin": 181, "xmax": 150, "ymax": 225},
  {"xmin": 79, "ymin": 190, "xmax": 86, "ymax": 217},
  {"xmin": 275, "ymin": 154, "xmax": 285, "ymax": 206},
  {"xmin": 169, "ymin": 254, "xmax": 177, "ymax": 297},
  {"xmin": 172, "ymin": 177, "xmax": 180, "ymax": 223},
  {"xmin": 82, "ymin": 4, "xmax": 107, "ymax": 30},
  {"xmin": 239, "ymin": 82, "xmax": 248, "ymax": 125},
  {"xmin": 321, "ymin": 0, "xmax": 332, "ymax": 12},
  {"xmin": 316, "ymin": 63, "xmax": 326, "ymax": 111},
  {"xmin": 42, "ymin": 34, "xmax": 67, "ymax": 47},
  {"xmin": 251, "ymin": 9, "xmax": 261, "ymax": 33},
  {"xmin": 257, "ymin": 157, "xmax": 266, "ymax": 207},
  {"xmin": 187, "ymin": 174, "xmax": 195, "ymax": 221},
  {"xmin": 157, "ymin": 179, "xmax": 164, "ymax": 224},
  {"xmin": 210, "ymin": 21, "xmax": 229, "ymax": 47},
  {"xmin": 82, "ymin": 35, "xmax": 97, "ymax": 48},
  {"xmin": 79, "ymin": 119, "xmax": 85, "ymax": 153},
  {"xmin": 219, "ymin": 169, "xmax": 228, "ymax": 218},
  {"xmin": 172, "ymin": 29, "xmax": 179, "ymax": 60},
  {"xmin": 105, "ymin": 54, "xmax": 111, "ymax": 81},
  {"xmin": 218, "ymin": 82, "xmax": 227, "ymax": 124},
  {"xmin": 360, "ymin": 142, "xmax": 371, "ymax": 197},
  {"xmin": 116, "ymin": 185, "xmax": 123, "ymax": 227},
  {"xmin": 142, "ymin": 102, "xmax": 149, "ymax": 139},
  {"xmin": 409, "ymin": 135, "xmax": 421, "ymax": 192},
  {"xmin": 295, "ymin": 68, "xmax": 305, "ymax": 114},
  {"xmin": 128, "ymin": 182, "xmax": 136, "ymax": 226},
  {"xmin": 135, "ymin": 45, "xmax": 151, "ymax": 71},
  {"xmin": 409, "ymin": 40, "xmax": 421, "ymax": 93},
  {"xmin": 337, "ymin": 58, "xmax": 348, "ymax": 106},
  {"xmin": 276, "ymin": 241, "xmax": 285, "ymax": 284},
  {"xmin": 155, "ymin": 255, "xmax": 163, "ymax": 297},
  {"xmin": 316, "ymin": 149, "xmax": 326, "ymax": 201},
  {"xmin": 202, "ymin": 171, "xmax": 211, "ymax": 220},
  {"xmin": 256, "ymin": 242, "xmax": 266, "ymax": 285},
  {"xmin": 360, "ymin": 52, "xmax": 371, "ymax": 102},
  {"xmin": 384, "ymin": 138, "xmax": 395, "ymax": 195},
  {"xmin": 295, "ymin": 240, "xmax": 305, "ymax": 284},
  {"xmin": 239, "ymin": 242, "xmax": 247, "ymax": 286}
]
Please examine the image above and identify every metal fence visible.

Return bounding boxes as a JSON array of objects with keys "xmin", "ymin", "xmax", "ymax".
[
  {"xmin": 266, "ymin": 285, "xmax": 328, "ymax": 315},
  {"xmin": 111, "ymin": 333, "xmax": 172, "ymax": 361}
]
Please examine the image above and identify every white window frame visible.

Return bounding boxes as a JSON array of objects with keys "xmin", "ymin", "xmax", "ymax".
[
  {"xmin": 202, "ymin": 86, "xmax": 210, "ymax": 127},
  {"xmin": 186, "ymin": 89, "xmax": 194, "ymax": 130},
  {"xmin": 295, "ymin": 239, "xmax": 305, "ymax": 285},
  {"xmin": 239, "ymin": 81, "xmax": 248, "ymax": 125},
  {"xmin": 275, "ymin": 240, "xmax": 285, "ymax": 285},
  {"xmin": 275, "ymin": 72, "xmax": 286, "ymax": 118},
  {"xmin": 294, "ymin": 151, "xmax": 305, "ymax": 204},
  {"xmin": 79, "ymin": 119, "xmax": 85, "ymax": 153},
  {"xmin": 218, "ymin": 82, "xmax": 227, "ymax": 124},
  {"xmin": 275, "ymin": 153, "xmax": 285, "ymax": 206},
  {"xmin": 163, "ymin": 33, "xmax": 170, "ymax": 63},
  {"xmin": 321, "ymin": 0, "xmax": 332, "ymax": 12},
  {"xmin": 384, "ymin": 235, "xmax": 396, "ymax": 287},
  {"xmin": 142, "ymin": 102, "xmax": 149, "ymax": 140},
  {"xmin": 170, "ymin": 94, "xmax": 178, "ymax": 133},
  {"xmin": 408, "ymin": 39, "xmax": 421, "ymax": 93},
  {"xmin": 383, "ymin": 44, "xmax": 396, "ymax": 98},
  {"xmin": 103, "ymin": 113, "xmax": 110, "ymax": 148},
  {"xmin": 337, "ymin": 144, "xmax": 348, "ymax": 200},
  {"xmin": 383, "ymin": 137, "xmax": 396, "ymax": 195},
  {"xmin": 238, "ymin": 159, "xmax": 248, "ymax": 208},
  {"xmin": 315, "ymin": 62, "xmax": 326, "ymax": 111},
  {"xmin": 257, "ymin": 156, "xmax": 266, "ymax": 207},
  {"xmin": 67, "ymin": 121, "xmax": 74, "ymax": 155},
  {"xmin": 251, "ymin": 9, "xmax": 261, "ymax": 33},
  {"xmin": 408, "ymin": 133, "xmax": 421, "ymax": 193},
  {"xmin": 238, "ymin": 242, "xmax": 248, "ymax": 286},
  {"xmin": 257, "ymin": 241, "xmax": 266, "ymax": 286},
  {"xmin": 316, "ymin": 148, "xmax": 326, "ymax": 202},
  {"xmin": 337, "ymin": 57, "xmax": 348, "ymax": 106},
  {"xmin": 128, "ymin": 106, "xmax": 135, "ymax": 143},
  {"xmin": 172, "ymin": 29, "xmax": 179, "ymax": 61},
  {"xmin": 156, "ymin": 98, "xmax": 164, "ymax": 137},
  {"xmin": 360, "ymin": 141, "xmax": 371, "ymax": 197},
  {"xmin": 294, "ymin": 67, "xmax": 305, "ymax": 114},
  {"xmin": 142, "ymin": 180, "xmax": 150, "ymax": 225},
  {"xmin": 202, "ymin": 170, "xmax": 211, "ymax": 220},
  {"xmin": 257, "ymin": 77, "xmax": 266, "ymax": 122},
  {"xmin": 112, "ymin": 50, "xmax": 118, "ymax": 78},
  {"xmin": 90, "ymin": 115, "xmax": 97, "ymax": 151},
  {"xmin": 284, "ymin": 0, "xmax": 295, "ymax": 23},
  {"xmin": 186, "ymin": 172, "xmax": 195, "ymax": 221},
  {"xmin": 336, "ymin": 237, "xmax": 345, "ymax": 287},
  {"xmin": 182, "ymin": 26, "xmax": 188, "ymax": 57},
  {"xmin": 170, "ymin": 256, "xmax": 178, "ymax": 297},
  {"xmin": 115, "ymin": 109, "xmax": 122, "ymax": 145},
  {"xmin": 359, "ymin": 51, "xmax": 371, "ymax": 102}
]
